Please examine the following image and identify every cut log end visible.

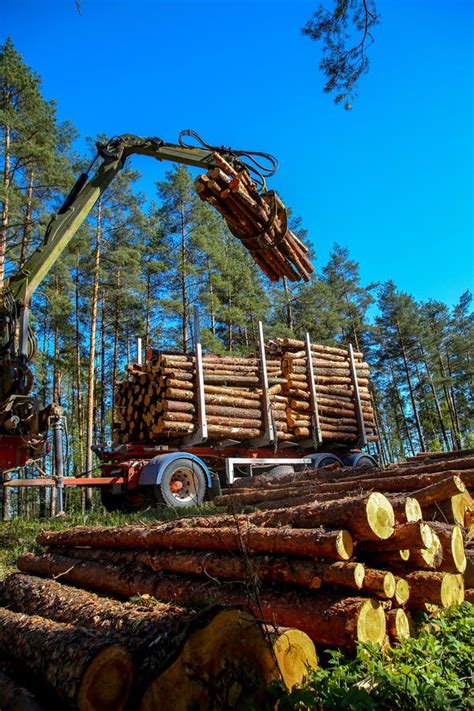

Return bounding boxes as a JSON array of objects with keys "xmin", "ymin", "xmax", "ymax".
[
  {"xmin": 451, "ymin": 524, "xmax": 467, "ymax": 573},
  {"xmin": 394, "ymin": 577, "xmax": 410, "ymax": 606},
  {"xmin": 78, "ymin": 644, "xmax": 134, "ymax": 711},
  {"xmin": 386, "ymin": 609, "xmax": 411, "ymax": 643},
  {"xmin": 271, "ymin": 628, "xmax": 318, "ymax": 691},
  {"xmin": 140, "ymin": 608, "xmax": 278, "ymax": 711},
  {"xmin": 366, "ymin": 493, "xmax": 395, "ymax": 540},
  {"xmin": 356, "ymin": 599, "xmax": 386, "ymax": 645},
  {"xmin": 337, "ymin": 530, "xmax": 354, "ymax": 559}
]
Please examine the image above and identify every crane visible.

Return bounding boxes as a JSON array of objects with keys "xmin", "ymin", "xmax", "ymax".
[{"xmin": 0, "ymin": 131, "xmax": 294, "ymax": 476}]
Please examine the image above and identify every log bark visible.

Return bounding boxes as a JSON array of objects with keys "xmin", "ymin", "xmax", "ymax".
[
  {"xmin": 0, "ymin": 607, "xmax": 133, "ymax": 711},
  {"xmin": 385, "ymin": 495, "xmax": 422, "ymax": 524},
  {"xmin": 248, "ymin": 493, "xmax": 395, "ymax": 541},
  {"xmin": 362, "ymin": 569, "xmax": 396, "ymax": 599},
  {"xmin": 36, "ymin": 524, "xmax": 354, "ymax": 561},
  {"xmin": 426, "ymin": 522, "xmax": 466, "ymax": 573},
  {"xmin": 401, "ymin": 571, "xmax": 464, "ymax": 609}
]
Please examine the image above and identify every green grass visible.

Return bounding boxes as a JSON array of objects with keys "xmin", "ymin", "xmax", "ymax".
[{"xmin": 0, "ymin": 503, "xmax": 220, "ymax": 580}]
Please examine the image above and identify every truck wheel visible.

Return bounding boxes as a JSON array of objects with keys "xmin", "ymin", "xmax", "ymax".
[
  {"xmin": 100, "ymin": 486, "xmax": 154, "ymax": 513},
  {"xmin": 343, "ymin": 453, "xmax": 378, "ymax": 469},
  {"xmin": 309, "ymin": 453, "xmax": 343, "ymax": 469},
  {"xmin": 154, "ymin": 457, "xmax": 207, "ymax": 509}
]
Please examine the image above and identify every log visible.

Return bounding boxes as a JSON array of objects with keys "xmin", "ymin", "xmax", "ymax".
[
  {"xmin": 385, "ymin": 609, "xmax": 411, "ymax": 642},
  {"xmin": 423, "ymin": 491, "xmax": 473, "ymax": 525},
  {"xmin": 426, "ymin": 523, "xmax": 466, "ymax": 573},
  {"xmin": 36, "ymin": 524, "xmax": 354, "ymax": 561},
  {"xmin": 248, "ymin": 493, "xmax": 395, "ymax": 541},
  {"xmin": 0, "ymin": 607, "xmax": 134, "ymax": 711},
  {"xmin": 0, "ymin": 670, "xmax": 46, "ymax": 711},
  {"xmin": 411, "ymin": 475, "xmax": 466, "ymax": 508},
  {"xmin": 394, "ymin": 577, "xmax": 410, "ymax": 605},
  {"xmin": 265, "ymin": 628, "xmax": 318, "ymax": 690},
  {"xmin": 16, "ymin": 553, "xmax": 385, "ymax": 649},
  {"xmin": 401, "ymin": 571, "xmax": 464, "ymax": 609},
  {"xmin": 362, "ymin": 569, "xmax": 396, "ymax": 599},
  {"xmin": 139, "ymin": 608, "xmax": 281, "ymax": 709},
  {"xmin": 358, "ymin": 522, "xmax": 435, "ymax": 553},
  {"xmin": 385, "ymin": 495, "xmax": 422, "ymax": 524}
]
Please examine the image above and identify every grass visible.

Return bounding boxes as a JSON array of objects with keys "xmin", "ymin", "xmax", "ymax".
[{"xmin": 0, "ymin": 503, "xmax": 220, "ymax": 580}]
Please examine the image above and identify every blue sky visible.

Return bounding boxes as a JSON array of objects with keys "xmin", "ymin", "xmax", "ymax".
[{"xmin": 3, "ymin": 0, "xmax": 473, "ymax": 307}]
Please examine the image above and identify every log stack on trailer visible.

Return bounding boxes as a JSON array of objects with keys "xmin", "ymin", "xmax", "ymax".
[{"xmin": 113, "ymin": 334, "xmax": 377, "ymax": 449}]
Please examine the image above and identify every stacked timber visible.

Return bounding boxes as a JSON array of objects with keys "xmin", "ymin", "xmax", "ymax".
[
  {"xmin": 114, "ymin": 338, "xmax": 377, "ymax": 448},
  {"xmin": 195, "ymin": 155, "xmax": 313, "ymax": 282},
  {"xmin": 0, "ymin": 575, "xmax": 287, "ymax": 710},
  {"xmin": 114, "ymin": 352, "xmax": 286, "ymax": 443},
  {"xmin": 268, "ymin": 337, "xmax": 377, "ymax": 443},
  {"xmin": 19, "ymin": 492, "xmax": 398, "ymax": 651}
]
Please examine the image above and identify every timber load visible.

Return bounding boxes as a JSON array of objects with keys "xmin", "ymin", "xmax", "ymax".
[
  {"xmin": 195, "ymin": 155, "xmax": 314, "ymax": 282},
  {"xmin": 113, "ymin": 336, "xmax": 377, "ymax": 446}
]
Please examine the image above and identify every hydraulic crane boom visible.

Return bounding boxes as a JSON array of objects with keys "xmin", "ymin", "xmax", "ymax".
[{"xmin": 0, "ymin": 131, "xmax": 291, "ymax": 472}]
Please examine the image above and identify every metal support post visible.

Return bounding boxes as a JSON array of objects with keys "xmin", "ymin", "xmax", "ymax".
[
  {"xmin": 137, "ymin": 337, "xmax": 143, "ymax": 366},
  {"xmin": 53, "ymin": 416, "xmax": 65, "ymax": 514},
  {"xmin": 348, "ymin": 343, "xmax": 367, "ymax": 448},
  {"xmin": 305, "ymin": 332, "xmax": 322, "ymax": 449},
  {"xmin": 183, "ymin": 307, "xmax": 208, "ymax": 445},
  {"xmin": 247, "ymin": 321, "xmax": 276, "ymax": 448}
]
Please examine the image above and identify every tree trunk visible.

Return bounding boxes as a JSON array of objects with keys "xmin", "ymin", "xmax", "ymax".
[
  {"xmin": 395, "ymin": 321, "xmax": 426, "ymax": 451},
  {"xmin": 85, "ymin": 198, "xmax": 102, "ymax": 508},
  {"xmin": 0, "ymin": 115, "xmax": 10, "ymax": 289},
  {"xmin": 100, "ymin": 288, "xmax": 106, "ymax": 445},
  {"xmin": 0, "ymin": 607, "xmax": 133, "ymax": 711},
  {"xmin": 19, "ymin": 168, "xmax": 34, "ymax": 268},
  {"xmin": 420, "ymin": 343, "xmax": 449, "ymax": 449}
]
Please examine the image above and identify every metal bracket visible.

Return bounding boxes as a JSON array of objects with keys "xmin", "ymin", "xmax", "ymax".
[
  {"xmin": 183, "ymin": 307, "xmax": 208, "ymax": 446},
  {"xmin": 246, "ymin": 321, "xmax": 276, "ymax": 448},
  {"xmin": 348, "ymin": 343, "xmax": 367, "ymax": 448},
  {"xmin": 305, "ymin": 332, "xmax": 322, "ymax": 450},
  {"xmin": 225, "ymin": 457, "xmax": 312, "ymax": 484}
]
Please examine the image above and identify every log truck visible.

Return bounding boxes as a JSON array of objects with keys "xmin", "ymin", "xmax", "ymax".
[{"xmin": 0, "ymin": 131, "xmax": 376, "ymax": 515}]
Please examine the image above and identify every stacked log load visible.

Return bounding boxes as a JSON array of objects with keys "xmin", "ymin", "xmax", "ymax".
[{"xmin": 113, "ymin": 338, "xmax": 377, "ymax": 446}]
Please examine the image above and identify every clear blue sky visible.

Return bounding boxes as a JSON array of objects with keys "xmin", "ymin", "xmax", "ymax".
[{"xmin": 3, "ymin": 0, "xmax": 473, "ymax": 307}]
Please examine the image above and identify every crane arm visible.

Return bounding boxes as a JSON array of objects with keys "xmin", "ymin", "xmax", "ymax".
[{"xmin": 7, "ymin": 134, "xmax": 229, "ymax": 307}]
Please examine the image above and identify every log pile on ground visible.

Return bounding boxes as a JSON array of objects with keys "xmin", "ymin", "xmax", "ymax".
[
  {"xmin": 6, "ymin": 451, "xmax": 471, "ymax": 706},
  {"xmin": 114, "ymin": 338, "xmax": 377, "ymax": 446},
  {"xmin": 0, "ymin": 575, "xmax": 288, "ymax": 710},
  {"xmin": 195, "ymin": 155, "xmax": 314, "ymax": 282}
]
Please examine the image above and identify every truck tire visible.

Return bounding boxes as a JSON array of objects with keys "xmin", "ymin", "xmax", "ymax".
[
  {"xmin": 309, "ymin": 453, "xmax": 343, "ymax": 469},
  {"xmin": 100, "ymin": 485, "xmax": 154, "ymax": 513},
  {"xmin": 154, "ymin": 457, "xmax": 207, "ymax": 509},
  {"xmin": 343, "ymin": 453, "xmax": 378, "ymax": 469}
]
